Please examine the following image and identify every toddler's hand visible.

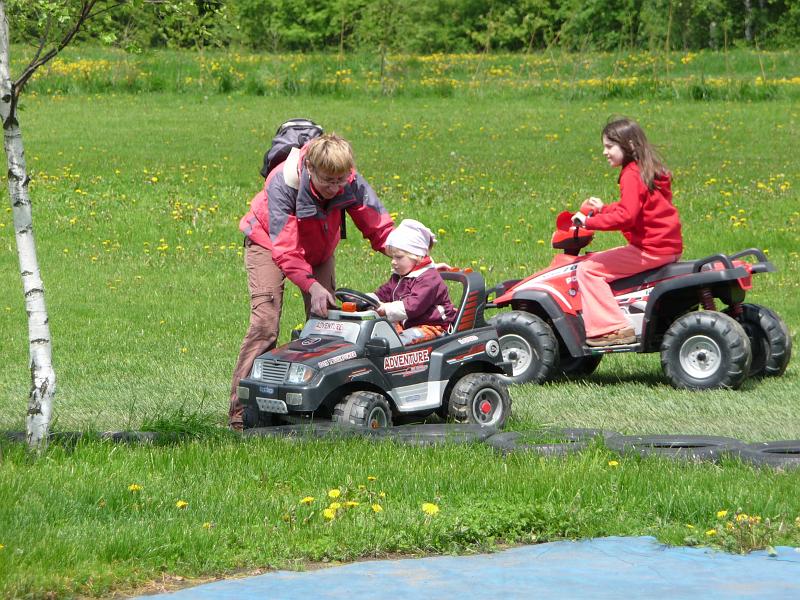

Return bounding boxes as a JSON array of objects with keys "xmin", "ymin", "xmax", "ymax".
[{"xmin": 572, "ymin": 211, "xmax": 587, "ymax": 226}]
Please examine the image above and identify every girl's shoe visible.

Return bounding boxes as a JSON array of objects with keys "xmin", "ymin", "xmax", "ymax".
[{"xmin": 586, "ymin": 327, "xmax": 636, "ymax": 347}]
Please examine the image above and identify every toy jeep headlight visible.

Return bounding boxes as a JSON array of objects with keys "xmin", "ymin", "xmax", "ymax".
[
  {"xmin": 287, "ymin": 363, "xmax": 316, "ymax": 384},
  {"xmin": 251, "ymin": 359, "xmax": 263, "ymax": 379}
]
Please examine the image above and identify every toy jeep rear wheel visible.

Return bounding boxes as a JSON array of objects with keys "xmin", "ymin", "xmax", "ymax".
[
  {"xmin": 660, "ymin": 310, "xmax": 751, "ymax": 390},
  {"xmin": 727, "ymin": 303, "xmax": 791, "ymax": 378},
  {"xmin": 333, "ymin": 391, "xmax": 393, "ymax": 429},
  {"xmin": 489, "ymin": 311, "xmax": 558, "ymax": 384},
  {"xmin": 448, "ymin": 373, "xmax": 511, "ymax": 428}
]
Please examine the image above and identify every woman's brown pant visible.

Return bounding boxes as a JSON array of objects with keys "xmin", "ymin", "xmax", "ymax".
[{"xmin": 229, "ymin": 239, "xmax": 335, "ymax": 427}]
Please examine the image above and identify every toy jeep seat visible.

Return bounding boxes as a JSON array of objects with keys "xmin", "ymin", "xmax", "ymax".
[{"xmin": 440, "ymin": 270, "xmax": 489, "ymax": 334}]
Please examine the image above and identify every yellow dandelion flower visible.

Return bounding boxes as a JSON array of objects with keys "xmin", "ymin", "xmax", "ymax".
[
  {"xmin": 607, "ymin": 460, "xmax": 619, "ymax": 467},
  {"xmin": 345, "ymin": 501, "xmax": 360, "ymax": 508},
  {"xmin": 202, "ymin": 522, "xmax": 213, "ymax": 529},
  {"xmin": 422, "ymin": 502, "xmax": 440, "ymax": 516},
  {"xmin": 128, "ymin": 483, "xmax": 142, "ymax": 492},
  {"xmin": 716, "ymin": 510, "xmax": 728, "ymax": 519},
  {"xmin": 323, "ymin": 508, "xmax": 336, "ymax": 520},
  {"xmin": 176, "ymin": 500, "xmax": 189, "ymax": 509},
  {"xmin": 379, "ymin": 491, "xmax": 386, "ymax": 498},
  {"xmin": 371, "ymin": 504, "xmax": 383, "ymax": 513},
  {"xmin": 686, "ymin": 524, "xmax": 695, "ymax": 529},
  {"xmin": 299, "ymin": 496, "xmax": 314, "ymax": 505},
  {"xmin": 736, "ymin": 513, "xmax": 749, "ymax": 523},
  {"xmin": 705, "ymin": 529, "xmax": 717, "ymax": 536},
  {"xmin": 0, "ymin": 544, "xmax": 4, "ymax": 550},
  {"xmin": 437, "ymin": 228, "xmax": 446, "ymax": 235},
  {"xmin": 367, "ymin": 476, "xmax": 377, "ymax": 481},
  {"xmin": 329, "ymin": 502, "xmax": 342, "ymax": 510},
  {"xmin": 328, "ymin": 489, "xmax": 341, "ymax": 499}
]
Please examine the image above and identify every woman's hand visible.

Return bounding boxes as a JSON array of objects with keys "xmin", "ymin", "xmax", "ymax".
[{"xmin": 309, "ymin": 282, "xmax": 336, "ymax": 318}]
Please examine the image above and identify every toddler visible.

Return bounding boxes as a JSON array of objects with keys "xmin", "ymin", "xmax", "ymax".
[{"xmin": 372, "ymin": 219, "xmax": 456, "ymax": 345}]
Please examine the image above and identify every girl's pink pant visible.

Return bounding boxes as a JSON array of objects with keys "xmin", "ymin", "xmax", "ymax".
[{"xmin": 576, "ymin": 244, "xmax": 680, "ymax": 338}]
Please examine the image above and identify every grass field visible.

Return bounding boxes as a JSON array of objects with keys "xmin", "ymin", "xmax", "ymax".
[{"xmin": 1, "ymin": 48, "xmax": 799, "ymax": 597}]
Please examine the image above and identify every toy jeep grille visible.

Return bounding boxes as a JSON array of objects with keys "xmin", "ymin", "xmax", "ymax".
[{"xmin": 258, "ymin": 360, "xmax": 290, "ymax": 383}]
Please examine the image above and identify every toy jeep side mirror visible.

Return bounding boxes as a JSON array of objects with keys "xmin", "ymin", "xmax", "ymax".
[{"xmin": 365, "ymin": 337, "xmax": 390, "ymax": 357}]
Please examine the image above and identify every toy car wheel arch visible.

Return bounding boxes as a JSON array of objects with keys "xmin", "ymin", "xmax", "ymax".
[
  {"xmin": 333, "ymin": 390, "xmax": 393, "ymax": 429},
  {"xmin": 448, "ymin": 373, "xmax": 511, "ymax": 428},
  {"xmin": 660, "ymin": 311, "xmax": 751, "ymax": 390},
  {"xmin": 489, "ymin": 311, "xmax": 558, "ymax": 384}
]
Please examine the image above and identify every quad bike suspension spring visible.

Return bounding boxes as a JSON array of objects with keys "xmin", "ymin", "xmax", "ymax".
[
  {"xmin": 699, "ymin": 287, "xmax": 716, "ymax": 311},
  {"xmin": 728, "ymin": 302, "xmax": 743, "ymax": 318}
]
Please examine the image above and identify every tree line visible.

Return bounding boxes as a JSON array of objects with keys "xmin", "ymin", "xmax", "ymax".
[{"xmin": 11, "ymin": 0, "xmax": 800, "ymax": 54}]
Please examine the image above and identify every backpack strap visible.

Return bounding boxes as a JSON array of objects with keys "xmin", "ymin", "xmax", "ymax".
[{"xmin": 283, "ymin": 147, "xmax": 301, "ymax": 190}]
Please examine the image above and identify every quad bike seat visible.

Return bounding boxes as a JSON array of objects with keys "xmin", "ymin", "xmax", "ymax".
[
  {"xmin": 610, "ymin": 250, "xmax": 770, "ymax": 292},
  {"xmin": 611, "ymin": 261, "xmax": 698, "ymax": 291}
]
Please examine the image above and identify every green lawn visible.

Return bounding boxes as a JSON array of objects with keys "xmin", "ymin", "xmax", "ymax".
[{"xmin": 0, "ymin": 58, "xmax": 799, "ymax": 597}]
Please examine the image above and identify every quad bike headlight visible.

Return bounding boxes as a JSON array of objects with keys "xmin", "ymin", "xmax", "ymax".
[{"xmin": 287, "ymin": 363, "xmax": 316, "ymax": 384}]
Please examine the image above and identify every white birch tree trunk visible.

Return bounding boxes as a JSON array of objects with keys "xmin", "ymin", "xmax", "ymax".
[{"xmin": 0, "ymin": 1, "xmax": 55, "ymax": 450}]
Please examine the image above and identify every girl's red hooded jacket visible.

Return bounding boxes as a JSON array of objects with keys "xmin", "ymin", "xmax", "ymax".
[{"xmin": 585, "ymin": 162, "xmax": 683, "ymax": 256}]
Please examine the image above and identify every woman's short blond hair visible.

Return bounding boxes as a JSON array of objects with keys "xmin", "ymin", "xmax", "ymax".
[{"xmin": 305, "ymin": 133, "xmax": 355, "ymax": 176}]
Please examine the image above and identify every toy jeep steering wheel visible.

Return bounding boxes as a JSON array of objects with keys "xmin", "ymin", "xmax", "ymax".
[{"xmin": 335, "ymin": 288, "xmax": 381, "ymax": 311}]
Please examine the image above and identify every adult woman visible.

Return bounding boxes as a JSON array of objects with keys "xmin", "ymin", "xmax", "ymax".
[{"xmin": 229, "ymin": 133, "xmax": 394, "ymax": 429}]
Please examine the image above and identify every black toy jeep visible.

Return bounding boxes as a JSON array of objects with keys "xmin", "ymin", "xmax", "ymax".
[{"xmin": 237, "ymin": 270, "xmax": 512, "ymax": 429}]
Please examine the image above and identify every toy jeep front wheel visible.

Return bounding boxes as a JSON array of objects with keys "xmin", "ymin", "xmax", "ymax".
[
  {"xmin": 242, "ymin": 404, "xmax": 274, "ymax": 429},
  {"xmin": 333, "ymin": 391, "xmax": 393, "ymax": 429},
  {"xmin": 448, "ymin": 373, "xmax": 511, "ymax": 428},
  {"xmin": 660, "ymin": 311, "xmax": 751, "ymax": 390}
]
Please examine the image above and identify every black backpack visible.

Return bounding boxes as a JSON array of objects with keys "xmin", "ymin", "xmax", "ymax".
[
  {"xmin": 260, "ymin": 118, "xmax": 323, "ymax": 178},
  {"xmin": 260, "ymin": 118, "xmax": 347, "ymax": 239}
]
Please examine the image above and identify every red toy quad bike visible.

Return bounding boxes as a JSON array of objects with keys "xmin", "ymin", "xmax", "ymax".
[{"xmin": 485, "ymin": 211, "xmax": 791, "ymax": 390}]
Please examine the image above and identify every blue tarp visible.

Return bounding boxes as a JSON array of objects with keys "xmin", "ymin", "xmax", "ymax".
[{"xmin": 143, "ymin": 536, "xmax": 800, "ymax": 599}]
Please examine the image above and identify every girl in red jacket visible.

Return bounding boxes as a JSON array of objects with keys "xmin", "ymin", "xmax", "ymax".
[
  {"xmin": 371, "ymin": 219, "xmax": 456, "ymax": 345},
  {"xmin": 573, "ymin": 117, "xmax": 683, "ymax": 347}
]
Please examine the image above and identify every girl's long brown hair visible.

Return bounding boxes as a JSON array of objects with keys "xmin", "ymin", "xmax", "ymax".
[{"xmin": 602, "ymin": 117, "xmax": 668, "ymax": 191}]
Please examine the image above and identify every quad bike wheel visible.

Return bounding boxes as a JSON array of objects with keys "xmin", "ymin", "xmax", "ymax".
[
  {"xmin": 242, "ymin": 404, "xmax": 274, "ymax": 429},
  {"xmin": 448, "ymin": 373, "xmax": 511, "ymax": 428},
  {"xmin": 660, "ymin": 310, "xmax": 751, "ymax": 390},
  {"xmin": 556, "ymin": 354, "xmax": 603, "ymax": 380},
  {"xmin": 727, "ymin": 303, "xmax": 792, "ymax": 378},
  {"xmin": 333, "ymin": 391, "xmax": 393, "ymax": 429},
  {"xmin": 489, "ymin": 311, "xmax": 558, "ymax": 384}
]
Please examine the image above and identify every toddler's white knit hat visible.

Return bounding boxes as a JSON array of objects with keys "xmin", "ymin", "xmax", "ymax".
[{"xmin": 385, "ymin": 219, "xmax": 436, "ymax": 257}]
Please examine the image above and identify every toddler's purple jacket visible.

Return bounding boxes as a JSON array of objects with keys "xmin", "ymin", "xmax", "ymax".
[{"xmin": 374, "ymin": 259, "xmax": 457, "ymax": 330}]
